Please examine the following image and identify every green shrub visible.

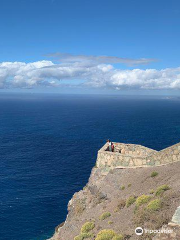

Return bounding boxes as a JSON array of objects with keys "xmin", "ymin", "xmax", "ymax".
[
  {"xmin": 155, "ymin": 185, "xmax": 170, "ymax": 196},
  {"xmin": 108, "ymin": 221, "xmax": 113, "ymax": 225},
  {"xmin": 147, "ymin": 199, "xmax": 162, "ymax": 211},
  {"xmin": 136, "ymin": 195, "xmax": 151, "ymax": 206},
  {"xmin": 74, "ymin": 233, "xmax": 93, "ymax": 240},
  {"xmin": 151, "ymin": 171, "xmax": 158, "ymax": 177},
  {"xmin": 126, "ymin": 196, "xmax": 136, "ymax": 207},
  {"xmin": 95, "ymin": 229, "xmax": 116, "ymax": 240},
  {"xmin": 112, "ymin": 235, "xmax": 123, "ymax": 240},
  {"xmin": 149, "ymin": 189, "xmax": 155, "ymax": 194},
  {"xmin": 128, "ymin": 184, "xmax": 132, "ymax": 188},
  {"xmin": 121, "ymin": 186, "xmax": 125, "ymax": 190},
  {"xmin": 81, "ymin": 222, "xmax": 95, "ymax": 233},
  {"xmin": 114, "ymin": 208, "xmax": 119, "ymax": 213},
  {"xmin": 74, "ymin": 235, "xmax": 83, "ymax": 240},
  {"xmin": 99, "ymin": 212, "xmax": 111, "ymax": 220}
]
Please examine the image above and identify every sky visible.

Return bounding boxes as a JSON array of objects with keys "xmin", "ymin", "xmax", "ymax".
[{"xmin": 0, "ymin": 0, "xmax": 180, "ymax": 94}]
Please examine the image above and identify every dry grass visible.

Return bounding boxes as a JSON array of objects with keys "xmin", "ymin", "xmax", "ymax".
[
  {"xmin": 126, "ymin": 196, "xmax": 136, "ymax": 208},
  {"xmin": 117, "ymin": 199, "xmax": 126, "ymax": 209},
  {"xmin": 74, "ymin": 199, "xmax": 86, "ymax": 215}
]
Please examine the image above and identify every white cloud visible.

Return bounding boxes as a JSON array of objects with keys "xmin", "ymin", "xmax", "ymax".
[{"xmin": 0, "ymin": 60, "xmax": 180, "ymax": 90}]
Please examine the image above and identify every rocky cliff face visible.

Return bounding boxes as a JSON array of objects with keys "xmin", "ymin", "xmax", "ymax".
[{"xmin": 48, "ymin": 161, "xmax": 180, "ymax": 240}]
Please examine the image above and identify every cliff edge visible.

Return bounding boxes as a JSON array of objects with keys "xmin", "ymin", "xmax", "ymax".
[{"xmin": 48, "ymin": 143, "xmax": 180, "ymax": 240}]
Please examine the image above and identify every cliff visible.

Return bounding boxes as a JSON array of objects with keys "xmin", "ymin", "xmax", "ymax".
[{"xmin": 48, "ymin": 143, "xmax": 180, "ymax": 240}]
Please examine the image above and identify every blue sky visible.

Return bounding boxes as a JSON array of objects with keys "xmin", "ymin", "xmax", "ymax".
[{"xmin": 1, "ymin": 0, "xmax": 180, "ymax": 94}]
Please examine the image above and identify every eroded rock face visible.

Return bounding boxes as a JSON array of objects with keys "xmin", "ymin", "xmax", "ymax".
[{"xmin": 48, "ymin": 161, "xmax": 180, "ymax": 240}]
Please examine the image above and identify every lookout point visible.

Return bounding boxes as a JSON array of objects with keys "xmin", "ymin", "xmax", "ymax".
[{"xmin": 97, "ymin": 142, "xmax": 180, "ymax": 172}]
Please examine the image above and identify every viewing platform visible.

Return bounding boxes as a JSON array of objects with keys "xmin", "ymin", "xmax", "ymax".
[{"xmin": 96, "ymin": 142, "xmax": 180, "ymax": 172}]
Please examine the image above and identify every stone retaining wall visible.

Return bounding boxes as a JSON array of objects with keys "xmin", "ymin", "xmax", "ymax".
[{"xmin": 96, "ymin": 142, "xmax": 180, "ymax": 172}]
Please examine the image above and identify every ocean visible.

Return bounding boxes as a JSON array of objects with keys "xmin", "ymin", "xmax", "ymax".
[{"xmin": 1, "ymin": 93, "xmax": 180, "ymax": 240}]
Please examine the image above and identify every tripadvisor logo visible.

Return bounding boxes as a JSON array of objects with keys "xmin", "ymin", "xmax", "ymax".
[{"xmin": 135, "ymin": 227, "xmax": 143, "ymax": 235}]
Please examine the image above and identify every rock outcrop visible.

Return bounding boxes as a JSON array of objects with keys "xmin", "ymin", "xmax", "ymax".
[{"xmin": 48, "ymin": 143, "xmax": 180, "ymax": 240}]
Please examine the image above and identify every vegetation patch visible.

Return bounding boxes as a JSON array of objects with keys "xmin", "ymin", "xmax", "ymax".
[
  {"xmin": 81, "ymin": 222, "xmax": 95, "ymax": 233},
  {"xmin": 95, "ymin": 229, "xmax": 116, "ymax": 240},
  {"xmin": 117, "ymin": 199, "xmax": 126, "ymax": 210},
  {"xmin": 74, "ymin": 199, "xmax": 86, "ymax": 215},
  {"xmin": 112, "ymin": 235, "xmax": 124, "ymax": 240},
  {"xmin": 147, "ymin": 199, "xmax": 162, "ymax": 211},
  {"xmin": 99, "ymin": 212, "xmax": 111, "ymax": 220},
  {"xmin": 74, "ymin": 232, "xmax": 93, "ymax": 240},
  {"xmin": 136, "ymin": 195, "xmax": 151, "ymax": 207},
  {"xmin": 151, "ymin": 171, "xmax": 158, "ymax": 177},
  {"xmin": 121, "ymin": 186, "xmax": 125, "ymax": 190},
  {"xmin": 128, "ymin": 184, "xmax": 132, "ymax": 188},
  {"xmin": 126, "ymin": 196, "xmax": 136, "ymax": 208},
  {"xmin": 149, "ymin": 189, "xmax": 154, "ymax": 194},
  {"xmin": 108, "ymin": 221, "xmax": 113, "ymax": 225},
  {"xmin": 155, "ymin": 185, "xmax": 170, "ymax": 196},
  {"xmin": 95, "ymin": 229, "xmax": 123, "ymax": 240},
  {"xmin": 114, "ymin": 208, "xmax": 119, "ymax": 213},
  {"xmin": 133, "ymin": 206, "xmax": 169, "ymax": 232}
]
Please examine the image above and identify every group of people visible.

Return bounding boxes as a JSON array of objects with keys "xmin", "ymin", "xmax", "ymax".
[{"xmin": 107, "ymin": 139, "xmax": 114, "ymax": 152}]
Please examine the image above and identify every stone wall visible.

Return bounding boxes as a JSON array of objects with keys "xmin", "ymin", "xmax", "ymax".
[
  {"xmin": 148, "ymin": 142, "xmax": 180, "ymax": 165},
  {"xmin": 112, "ymin": 142, "xmax": 157, "ymax": 156},
  {"xmin": 96, "ymin": 142, "xmax": 180, "ymax": 172}
]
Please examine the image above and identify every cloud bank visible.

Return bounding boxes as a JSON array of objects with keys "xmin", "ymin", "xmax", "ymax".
[
  {"xmin": 1, "ymin": 59, "xmax": 180, "ymax": 90},
  {"xmin": 47, "ymin": 52, "xmax": 156, "ymax": 66}
]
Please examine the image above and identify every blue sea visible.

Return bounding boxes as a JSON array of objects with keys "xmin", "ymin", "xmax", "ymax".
[{"xmin": 1, "ymin": 93, "xmax": 180, "ymax": 240}]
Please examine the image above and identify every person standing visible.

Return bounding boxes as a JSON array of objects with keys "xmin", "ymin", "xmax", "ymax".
[
  {"xmin": 111, "ymin": 142, "xmax": 114, "ymax": 152},
  {"xmin": 107, "ymin": 139, "xmax": 112, "ymax": 151}
]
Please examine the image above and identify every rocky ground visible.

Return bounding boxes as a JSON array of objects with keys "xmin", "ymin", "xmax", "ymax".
[{"xmin": 48, "ymin": 162, "xmax": 180, "ymax": 240}]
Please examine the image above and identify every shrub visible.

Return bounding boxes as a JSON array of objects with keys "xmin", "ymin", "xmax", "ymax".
[
  {"xmin": 155, "ymin": 185, "xmax": 170, "ymax": 196},
  {"xmin": 114, "ymin": 208, "xmax": 119, "ymax": 213},
  {"xmin": 126, "ymin": 196, "xmax": 136, "ymax": 208},
  {"xmin": 117, "ymin": 199, "xmax": 126, "ymax": 210},
  {"xmin": 147, "ymin": 199, "xmax": 162, "ymax": 211},
  {"xmin": 99, "ymin": 212, "xmax": 111, "ymax": 220},
  {"xmin": 112, "ymin": 235, "xmax": 124, "ymax": 240},
  {"xmin": 149, "ymin": 189, "xmax": 154, "ymax": 194},
  {"xmin": 128, "ymin": 184, "xmax": 132, "ymax": 188},
  {"xmin": 108, "ymin": 221, "xmax": 113, "ymax": 225},
  {"xmin": 74, "ymin": 235, "xmax": 83, "ymax": 240},
  {"xmin": 95, "ymin": 229, "xmax": 116, "ymax": 240},
  {"xmin": 136, "ymin": 195, "xmax": 151, "ymax": 207},
  {"xmin": 81, "ymin": 222, "xmax": 95, "ymax": 233},
  {"xmin": 74, "ymin": 233, "xmax": 93, "ymax": 240},
  {"xmin": 121, "ymin": 186, "xmax": 125, "ymax": 190},
  {"xmin": 151, "ymin": 171, "xmax": 158, "ymax": 177},
  {"xmin": 133, "ymin": 206, "xmax": 169, "ymax": 231}
]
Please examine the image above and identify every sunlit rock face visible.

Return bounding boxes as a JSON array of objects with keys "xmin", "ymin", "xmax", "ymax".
[{"xmin": 48, "ymin": 142, "xmax": 180, "ymax": 240}]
